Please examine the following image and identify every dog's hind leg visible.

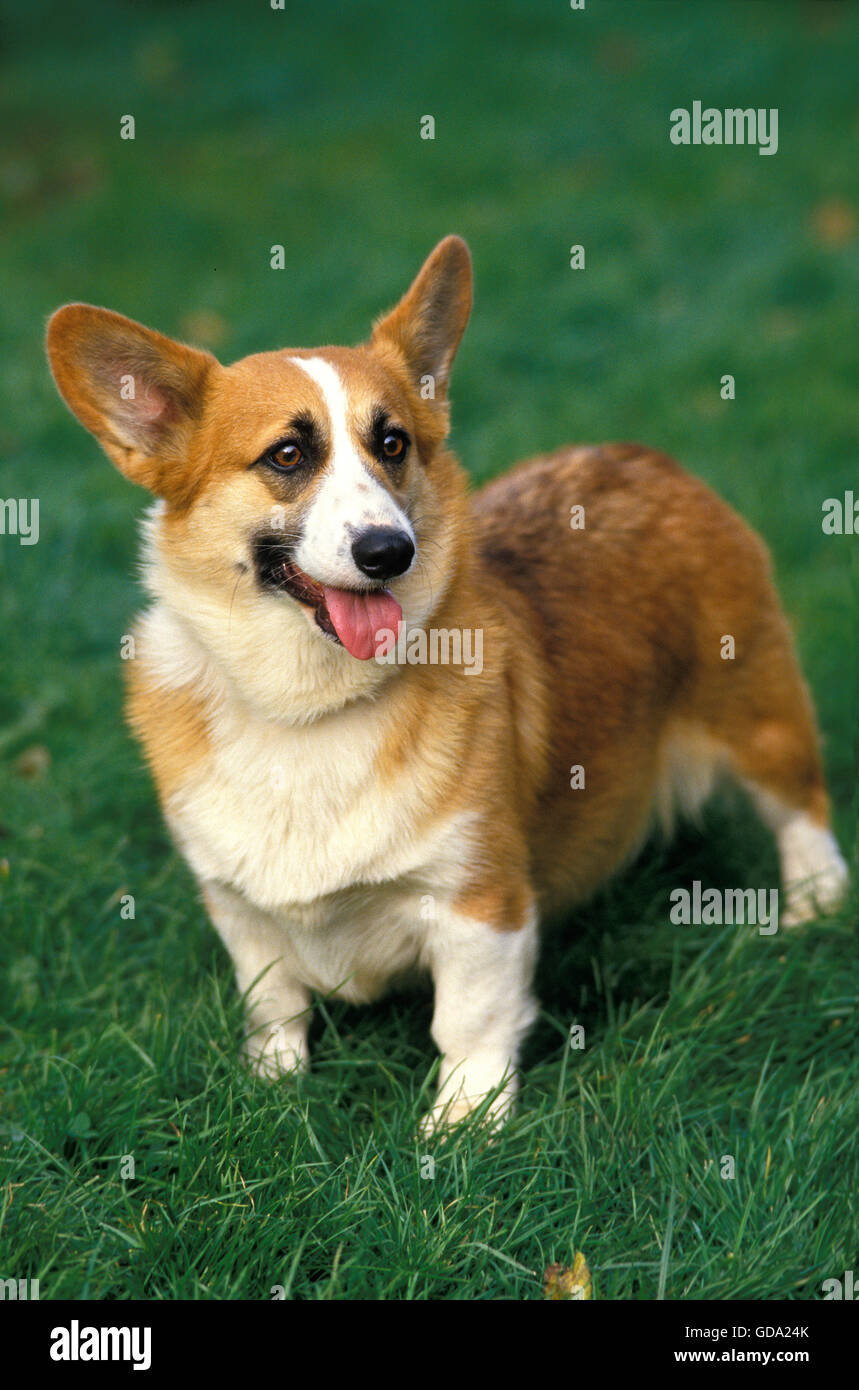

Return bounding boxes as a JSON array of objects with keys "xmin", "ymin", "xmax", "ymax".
[{"xmin": 685, "ymin": 607, "xmax": 848, "ymax": 926}]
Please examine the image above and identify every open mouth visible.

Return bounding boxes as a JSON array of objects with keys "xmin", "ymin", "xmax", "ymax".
[{"xmin": 255, "ymin": 542, "xmax": 402, "ymax": 661}]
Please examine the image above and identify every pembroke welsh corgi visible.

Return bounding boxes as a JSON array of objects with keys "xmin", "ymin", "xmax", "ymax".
[{"xmin": 47, "ymin": 236, "xmax": 848, "ymax": 1129}]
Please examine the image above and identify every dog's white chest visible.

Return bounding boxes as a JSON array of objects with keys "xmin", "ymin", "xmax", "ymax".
[
  {"xmin": 166, "ymin": 698, "xmax": 472, "ymax": 999},
  {"xmin": 169, "ymin": 699, "xmax": 396, "ymax": 903},
  {"xmin": 166, "ymin": 686, "xmax": 467, "ymax": 917},
  {"xmin": 139, "ymin": 605, "xmax": 473, "ymax": 998}
]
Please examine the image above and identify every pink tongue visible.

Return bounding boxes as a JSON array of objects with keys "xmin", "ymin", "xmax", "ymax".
[{"xmin": 322, "ymin": 586, "xmax": 403, "ymax": 660}]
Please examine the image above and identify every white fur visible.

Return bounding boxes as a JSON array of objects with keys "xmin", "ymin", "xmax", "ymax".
[
  {"xmin": 160, "ymin": 626, "xmax": 474, "ymax": 910},
  {"xmin": 204, "ymin": 869, "xmax": 541, "ymax": 1128},
  {"xmin": 205, "ymin": 881, "xmax": 312, "ymax": 1077},
  {"xmin": 134, "ymin": 599, "xmax": 540, "ymax": 1123},
  {"xmin": 654, "ymin": 722, "xmax": 729, "ymax": 834},
  {"xmin": 288, "ymin": 355, "xmax": 415, "ymax": 587},
  {"xmin": 656, "ymin": 732, "xmax": 848, "ymax": 927},
  {"xmin": 717, "ymin": 777, "xmax": 849, "ymax": 927},
  {"xmin": 766, "ymin": 805, "xmax": 848, "ymax": 926},
  {"xmin": 135, "ymin": 599, "xmax": 522, "ymax": 972},
  {"xmin": 423, "ymin": 905, "xmax": 540, "ymax": 1132}
]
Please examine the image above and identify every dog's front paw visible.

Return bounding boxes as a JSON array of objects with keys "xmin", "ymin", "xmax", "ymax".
[
  {"xmin": 420, "ymin": 1089, "xmax": 515, "ymax": 1140},
  {"xmin": 420, "ymin": 1060, "xmax": 518, "ymax": 1139},
  {"xmin": 243, "ymin": 1022, "xmax": 308, "ymax": 1080}
]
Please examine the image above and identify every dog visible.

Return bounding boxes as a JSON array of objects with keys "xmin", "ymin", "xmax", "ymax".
[{"xmin": 47, "ymin": 236, "xmax": 848, "ymax": 1129}]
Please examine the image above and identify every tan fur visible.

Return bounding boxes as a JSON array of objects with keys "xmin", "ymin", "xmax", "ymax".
[
  {"xmin": 46, "ymin": 236, "xmax": 847, "ymax": 1126},
  {"xmin": 126, "ymin": 663, "xmax": 211, "ymax": 802},
  {"xmin": 468, "ymin": 443, "xmax": 833, "ymax": 914}
]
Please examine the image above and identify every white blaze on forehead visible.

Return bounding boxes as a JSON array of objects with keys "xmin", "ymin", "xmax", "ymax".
[{"xmin": 287, "ymin": 355, "xmax": 414, "ymax": 588}]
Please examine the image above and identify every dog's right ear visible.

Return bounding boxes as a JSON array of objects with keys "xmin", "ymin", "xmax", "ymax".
[{"xmin": 46, "ymin": 304, "xmax": 217, "ymax": 495}]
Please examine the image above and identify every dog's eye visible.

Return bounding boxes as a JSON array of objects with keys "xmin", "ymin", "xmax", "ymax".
[
  {"xmin": 269, "ymin": 443, "xmax": 303, "ymax": 470},
  {"xmin": 381, "ymin": 431, "xmax": 408, "ymax": 462}
]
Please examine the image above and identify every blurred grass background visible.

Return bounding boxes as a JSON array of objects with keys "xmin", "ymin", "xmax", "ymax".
[{"xmin": 0, "ymin": 0, "xmax": 857, "ymax": 1300}]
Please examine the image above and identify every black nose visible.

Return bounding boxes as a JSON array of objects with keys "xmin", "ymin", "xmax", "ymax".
[{"xmin": 351, "ymin": 526, "xmax": 415, "ymax": 581}]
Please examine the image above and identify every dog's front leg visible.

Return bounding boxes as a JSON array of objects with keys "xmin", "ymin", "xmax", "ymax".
[
  {"xmin": 423, "ymin": 903, "xmax": 540, "ymax": 1133},
  {"xmin": 202, "ymin": 881, "xmax": 311, "ymax": 1079}
]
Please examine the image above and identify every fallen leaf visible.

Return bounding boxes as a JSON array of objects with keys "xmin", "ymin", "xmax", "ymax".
[{"xmin": 543, "ymin": 1252, "xmax": 593, "ymax": 1300}]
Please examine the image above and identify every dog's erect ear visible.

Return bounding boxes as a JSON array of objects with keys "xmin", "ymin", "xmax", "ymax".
[
  {"xmin": 370, "ymin": 236, "xmax": 472, "ymax": 399},
  {"xmin": 46, "ymin": 304, "xmax": 216, "ymax": 494}
]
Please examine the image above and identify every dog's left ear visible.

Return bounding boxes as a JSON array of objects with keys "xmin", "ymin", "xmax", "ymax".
[{"xmin": 371, "ymin": 235, "xmax": 472, "ymax": 399}]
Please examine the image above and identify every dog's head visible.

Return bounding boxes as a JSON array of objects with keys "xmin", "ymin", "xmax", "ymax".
[{"xmin": 47, "ymin": 237, "xmax": 473, "ymax": 714}]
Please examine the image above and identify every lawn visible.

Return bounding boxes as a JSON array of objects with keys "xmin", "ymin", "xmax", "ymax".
[{"xmin": 0, "ymin": 0, "xmax": 857, "ymax": 1299}]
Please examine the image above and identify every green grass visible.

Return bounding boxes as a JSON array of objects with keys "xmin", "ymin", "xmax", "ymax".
[{"xmin": 1, "ymin": 0, "xmax": 857, "ymax": 1299}]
